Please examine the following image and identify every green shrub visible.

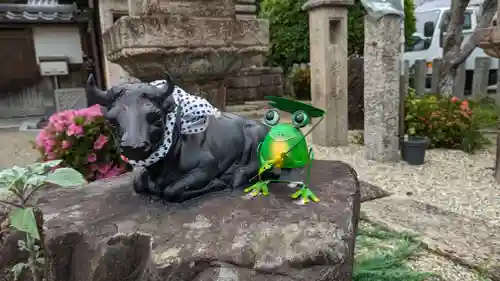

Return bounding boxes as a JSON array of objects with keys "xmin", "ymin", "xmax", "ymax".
[
  {"xmin": 260, "ymin": 0, "xmax": 309, "ymax": 72},
  {"xmin": 404, "ymin": 93, "xmax": 496, "ymax": 153},
  {"xmin": 290, "ymin": 67, "xmax": 311, "ymax": 100},
  {"xmin": 260, "ymin": 0, "xmax": 416, "ymax": 71}
]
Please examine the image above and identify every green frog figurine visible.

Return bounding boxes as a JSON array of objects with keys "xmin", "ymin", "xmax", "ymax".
[{"xmin": 244, "ymin": 96, "xmax": 326, "ymax": 204}]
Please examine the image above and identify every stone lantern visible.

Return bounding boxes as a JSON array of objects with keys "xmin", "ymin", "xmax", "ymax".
[{"xmin": 102, "ymin": 0, "xmax": 270, "ymax": 110}]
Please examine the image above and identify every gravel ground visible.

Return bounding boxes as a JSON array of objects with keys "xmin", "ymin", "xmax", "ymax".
[
  {"xmin": 408, "ymin": 250, "xmax": 490, "ymax": 281},
  {"xmin": 311, "ymin": 131, "xmax": 500, "ymax": 225},
  {"xmin": 0, "ymin": 129, "xmax": 39, "ymax": 169}
]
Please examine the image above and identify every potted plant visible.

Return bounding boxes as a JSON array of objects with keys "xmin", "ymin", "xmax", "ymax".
[{"xmin": 401, "ymin": 131, "xmax": 429, "ymax": 165}]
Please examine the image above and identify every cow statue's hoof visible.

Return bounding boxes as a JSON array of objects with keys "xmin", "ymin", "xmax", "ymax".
[{"xmin": 133, "ymin": 170, "xmax": 153, "ymax": 195}]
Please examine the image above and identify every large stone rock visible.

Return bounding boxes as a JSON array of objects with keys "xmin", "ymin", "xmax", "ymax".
[{"xmin": 2, "ymin": 160, "xmax": 355, "ymax": 281}]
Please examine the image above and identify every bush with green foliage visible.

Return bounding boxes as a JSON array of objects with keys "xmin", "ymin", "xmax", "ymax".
[
  {"xmin": 404, "ymin": 93, "xmax": 497, "ymax": 153},
  {"xmin": 260, "ymin": 0, "xmax": 416, "ymax": 71},
  {"xmin": 290, "ymin": 67, "xmax": 311, "ymax": 100}
]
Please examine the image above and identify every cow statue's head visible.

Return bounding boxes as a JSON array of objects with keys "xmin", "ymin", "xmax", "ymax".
[{"xmin": 85, "ymin": 74, "xmax": 176, "ymax": 162}]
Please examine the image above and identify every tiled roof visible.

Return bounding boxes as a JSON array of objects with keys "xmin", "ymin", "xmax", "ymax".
[{"xmin": 0, "ymin": 1, "xmax": 86, "ymax": 23}]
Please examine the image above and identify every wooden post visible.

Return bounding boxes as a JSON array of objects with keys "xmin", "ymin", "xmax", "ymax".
[
  {"xmin": 303, "ymin": 0, "xmax": 353, "ymax": 147},
  {"xmin": 430, "ymin": 58, "xmax": 442, "ymax": 94},
  {"xmin": 413, "ymin": 60, "xmax": 427, "ymax": 96},
  {"xmin": 472, "ymin": 57, "xmax": 491, "ymax": 98},
  {"xmin": 453, "ymin": 63, "xmax": 466, "ymax": 99},
  {"xmin": 399, "ymin": 60, "xmax": 409, "ymax": 139},
  {"xmin": 494, "ymin": 58, "xmax": 500, "ymax": 183}
]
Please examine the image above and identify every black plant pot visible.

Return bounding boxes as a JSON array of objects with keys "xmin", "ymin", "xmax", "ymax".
[{"xmin": 401, "ymin": 136, "xmax": 429, "ymax": 165}]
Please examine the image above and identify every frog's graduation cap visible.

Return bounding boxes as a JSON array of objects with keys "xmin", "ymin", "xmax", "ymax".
[{"xmin": 265, "ymin": 96, "xmax": 325, "ymax": 118}]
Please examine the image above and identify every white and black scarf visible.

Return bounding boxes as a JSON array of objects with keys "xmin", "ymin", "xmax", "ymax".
[{"xmin": 126, "ymin": 80, "xmax": 219, "ymax": 167}]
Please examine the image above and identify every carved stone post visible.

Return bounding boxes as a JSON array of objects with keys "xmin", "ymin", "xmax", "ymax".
[
  {"xmin": 303, "ymin": 0, "xmax": 352, "ymax": 147},
  {"xmin": 363, "ymin": 15, "xmax": 401, "ymax": 162}
]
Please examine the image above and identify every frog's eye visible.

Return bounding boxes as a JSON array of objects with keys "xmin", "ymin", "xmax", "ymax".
[
  {"xmin": 264, "ymin": 109, "xmax": 280, "ymax": 126},
  {"xmin": 292, "ymin": 110, "xmax": 309, "ymax": 128}
]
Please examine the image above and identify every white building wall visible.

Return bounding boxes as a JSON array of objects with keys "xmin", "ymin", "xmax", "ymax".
[{"xmin": 33, "ymin": 26, "xmax": 83, "ymax": 63}]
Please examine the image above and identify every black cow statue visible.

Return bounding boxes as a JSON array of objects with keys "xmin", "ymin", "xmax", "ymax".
[{"xmin": 85, "ymin": 74, "xmax": 269, "ymax": 202}]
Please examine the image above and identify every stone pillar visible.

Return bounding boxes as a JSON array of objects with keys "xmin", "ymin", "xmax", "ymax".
[
  {"xmin": 363, "ymin": 15, "xmax": 401, "ymax": 162},
  {"xmin": 98, "ymin": 1, "xmax": 131, "ymax": 88},
  {"xmin": 303, "ymin": 0, "xmax": 352, "ymax": 147}
]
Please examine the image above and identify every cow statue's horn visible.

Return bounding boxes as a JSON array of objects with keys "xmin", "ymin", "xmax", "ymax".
[{"xmin": 85, "ymin": 74, "xmax": 110, "ymax": 105}]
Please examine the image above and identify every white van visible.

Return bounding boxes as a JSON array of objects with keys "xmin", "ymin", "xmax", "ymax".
[{"xmin": 403, "ymin": 0, "xmax": 498, "ymax": 94}]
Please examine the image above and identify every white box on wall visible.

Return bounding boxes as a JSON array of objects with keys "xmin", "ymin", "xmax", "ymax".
[
  {"xmin": 33, "ymin": 26, "xmax": 83, "ymax": 64},
  {"xmin": 39, "ymin": 61, "xmax": 69, "ymax": 76}
]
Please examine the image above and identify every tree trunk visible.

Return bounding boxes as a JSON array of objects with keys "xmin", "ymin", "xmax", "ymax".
[
  {"xmin": 438, "ymin": 0, "xmax": 497, "ymax": 94},
  {"xmin": 495, "ymin": 59, "xmax": 500, "ymax": 182},
  {"xmin": 495, "ymin": 133, "xmax": 500, "ymax": 182},
  {"xmin": 438, "ymin": 0, "xmax": 470, "ymax": 94}
]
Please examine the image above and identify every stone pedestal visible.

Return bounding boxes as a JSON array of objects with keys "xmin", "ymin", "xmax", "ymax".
[
  {"xmin": 363, "ymin": 15, "xmax": 401, "ymax": 162},
  {"xmin": 102, "ymin": 0, "xmax": 270, "ymax": 109},
  {"xmin": 303, "ymin": 0, "xmax": 352, "ymax": 147},
  {"xmin": 0, "ymin": 161, "xmax": 360, "ymax": 281}
]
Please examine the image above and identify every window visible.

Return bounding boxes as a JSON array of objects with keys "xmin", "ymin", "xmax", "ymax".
[
  {"xmin": 441, "ymin": 11, "xmax": 473, "ymax": 31},
  {"xmin": 406, "ymin": 10, "xmax": 441, "ymax": 52}
]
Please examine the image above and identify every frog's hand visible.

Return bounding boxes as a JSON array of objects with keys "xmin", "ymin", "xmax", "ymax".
[{"xmin": 258, "ymin": 160, "xmax": 274, "ymax": 175}]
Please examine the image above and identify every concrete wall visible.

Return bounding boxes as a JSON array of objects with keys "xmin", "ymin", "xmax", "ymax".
[{"xmin": 98, "ymin": 0, "xmax": 130, "ymax": 88}]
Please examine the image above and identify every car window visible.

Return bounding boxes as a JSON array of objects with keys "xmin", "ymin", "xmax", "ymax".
[{"xmin": 441, "ymin": 11, "xmax": 473, "ymax": 31}]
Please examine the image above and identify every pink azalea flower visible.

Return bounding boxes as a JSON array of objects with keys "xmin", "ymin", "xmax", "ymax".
[
  {"xmin": 87, "ymin": 153, "xmax": 97, "ymax": 163},
  {"xmin": 81, "ymin": 104, "xmax": 103, "ymax": 118},
  {"xmin": 104, "ymin": 166, "xmax": 123, "ymax": 178},
  {"xmin": 46, "ymin": 152, "xmax": 57, "ymax": 160},
  {"xmin": 52, "ymin": 121, "xmax": 65, "ymax": 133},
  {"xmin": 90, "ymin": 164, "xmax": 99, "ymax": 171},
  {"xmin": 35, "ymin": 131, "xmax": 48, "ymax": 147},
  {"xmin": 61, "ymin": 140, "xmax": 71, "ymax": 149},
  {"xmin": 97, "ymin": 163, "xmax": 112, "ymax": 174},
  {"xmin": 67, "ymin": 123, "xmax": 83, "ymax": 137},
  {"xmin": 43, "ymin": 138, "xmax": 56, "ymax": 153},
  {"xmin": 93, "ymin": 134, "xmax": 108, "ymax": 150}
]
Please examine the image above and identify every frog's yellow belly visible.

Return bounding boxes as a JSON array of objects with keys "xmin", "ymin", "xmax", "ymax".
[{"xmin": 270, "ymin": 141, "xmax": 289, "ymax": 168}]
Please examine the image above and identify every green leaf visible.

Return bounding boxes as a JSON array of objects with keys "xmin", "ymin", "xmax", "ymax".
[
  {"xmin": 9, "ymin": 207, "xmax": 39, "ymax": 240},
  {"xmin": 45, "ymin": 168, "xmax": 86, "ymax": 188},
  {"xmin": 10, "ymin": 262, "xmax": 28, "ymax": 281},
  {"xmin": 0, "ymin": 169, "xmax": 17, "ymax": 184},
  {"xmin": 27, "ymin": 160, "xmax": 62, "ymax": 175},
  {"xmin": 25, "ymin": 174, "xmax": 46, "ymax": 187}
]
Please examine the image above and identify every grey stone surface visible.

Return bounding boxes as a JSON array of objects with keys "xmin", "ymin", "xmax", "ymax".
[
  {"xmin": 363, "ymin": 15, "xmax": 401, "ymax": 162},
  {"xmin": 359, "ymin": 181, "xmax": 390, "ymax": 202},
  {"xmin": 362, "ymin": 196, "xmax": 500, "ymax": 280},
  {"xmin": 0, "ymin": 160, "xmax": 361, "ymax": 281}
]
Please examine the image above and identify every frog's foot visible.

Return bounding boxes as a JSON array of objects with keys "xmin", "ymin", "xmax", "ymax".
[
  {"xmin": 243, "ymin": 180, "xmax": 270, "ymax": 199},
  {"xmin": 291, "ymin": 186, "xmax": 320, "ymax": 205},
  {"xmin": 286, "ymin": 181, "xmax": 303, "ymax": 189}
]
